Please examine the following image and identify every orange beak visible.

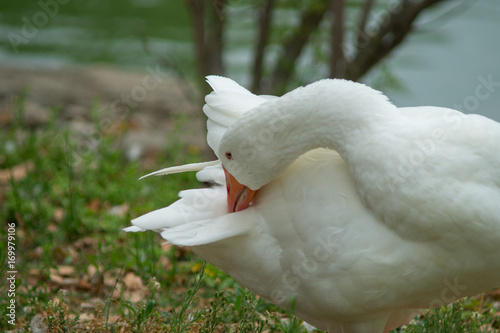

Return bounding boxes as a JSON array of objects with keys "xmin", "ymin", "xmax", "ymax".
[{"xmin": 223, "ymin": 166, "xmax": 258, "ymax": 213}]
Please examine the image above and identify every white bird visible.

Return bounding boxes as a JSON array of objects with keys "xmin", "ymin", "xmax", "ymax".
[{"xmin": 125, "ymin": 76, "xmax": 500, "ymax": 333}]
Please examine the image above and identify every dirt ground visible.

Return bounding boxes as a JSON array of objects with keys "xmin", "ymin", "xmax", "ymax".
[{"xmin": 0, "ymin": 64, "xmax": 211, "ymax": 161}]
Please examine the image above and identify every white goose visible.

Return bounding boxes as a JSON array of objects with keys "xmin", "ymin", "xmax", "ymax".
[{"xmin": 125, "ymin": 76, "xmax": 500, "ymax": 333}]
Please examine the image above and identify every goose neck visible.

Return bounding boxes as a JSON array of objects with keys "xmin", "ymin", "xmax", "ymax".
[{"xmin": 260, "ymin": 79, "xmax": 399, "ymax": 161}]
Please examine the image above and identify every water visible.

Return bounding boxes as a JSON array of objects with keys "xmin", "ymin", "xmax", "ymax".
[
  {"xmin": 1, "ymin": 0, "xmax": 499, "ymax": 121},
  {"xmin": 382, "ymin": 0, "xmax": 500, "ymax": 121},
  {"xmin": 0, "ymin": 0, "xmax": 192, "ymax": 68}
]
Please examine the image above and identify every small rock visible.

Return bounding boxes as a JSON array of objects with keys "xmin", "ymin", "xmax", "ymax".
[
  {"xmin": 108, "ymin": 203, "xmax": 130, "ymax": 217},
  {"xmin": 126, "ymin": 143, "xmax": 143, "ymax": 161},
  {"xmin": 30, "ymin": 314, "xmax": 48, "ymax": 333}
]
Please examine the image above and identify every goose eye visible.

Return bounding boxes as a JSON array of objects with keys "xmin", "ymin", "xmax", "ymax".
[{"xmin": 225, "ymin": 152, "xmax": 232, "ymax": 160}]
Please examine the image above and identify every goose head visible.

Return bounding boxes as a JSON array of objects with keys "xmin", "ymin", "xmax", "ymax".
[
  {"xmin": 218, "ymin": 100, "xmax": 302, "ymax": 213},
  {"xmin": 218, "ymin": 79, "xmax": 348, "ymax": 213},
  {"xmin": 219, "ymin": 134, "xmax": 281, "ymax": 213}
]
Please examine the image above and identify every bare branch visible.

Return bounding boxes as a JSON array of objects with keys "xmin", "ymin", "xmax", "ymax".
[
  {"xmin": 251, "ymin": 0, "xmax": 276, "ymax": 93},
  {"xmin": 356, "ymin": 0, "xmax": 375, "ymax": 49},
  {"xmin": 185, "ymin": 0, "xmax": 209, "ymax": 78},
  {"xmin": 185, "ymin": 0, "xmax": 449, "ymax": 95},
  {"xmin": 330, "ymin": 0, "xmax": 346, "ymax": 78},
  {"xmin": 185, "ymin": 0, "xmax": 226, "ymax": 93},
  {"xmin": 345, "ymin": 0, "xmax": 446, "ymax": 81},
  {"xmin": 207, "ymin": 0, "xmax": 226, "ymax": 75},
  {"xmin": 268, "ymin": 0, "xmax": 330, "ymax": 94}
]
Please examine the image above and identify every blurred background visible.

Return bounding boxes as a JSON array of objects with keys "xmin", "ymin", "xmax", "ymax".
[{"xmin": 0, "ymin": 0, "xmax": 499, "ymax": 120}]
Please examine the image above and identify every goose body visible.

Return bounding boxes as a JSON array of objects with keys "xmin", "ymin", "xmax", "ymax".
[{"xmin": 125, "ymin": 76, "xmax": 500, "ymax": 332}]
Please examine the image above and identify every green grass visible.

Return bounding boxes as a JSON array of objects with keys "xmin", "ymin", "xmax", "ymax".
[{"xmin": 0, "ymin": 95, "xmax": 499, "ymax": 332}]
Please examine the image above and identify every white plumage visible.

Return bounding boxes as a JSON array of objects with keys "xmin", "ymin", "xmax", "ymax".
[{"xmin": 125, "ymin": 76, "xmax": 500, "ymax": 333}]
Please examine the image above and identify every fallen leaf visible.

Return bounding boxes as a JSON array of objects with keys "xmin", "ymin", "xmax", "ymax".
[
  {"xmin": 87, "ymin": 198, "xmax": 101, "ymax": 212},
  {"xmin": 157, "ymin": 255, "xmax": 171, "ymax": 271},
  {"xmin": 50, "ymin": 273, "xmax": 64, "ymax": 285},
  {"xmin": 61, "ymin": 278, "xmax": 78, "ymax": 286},
  {"xmin": 17, "ymin": 285, "xmax": 27, "ymax": 294},
  {"xmin": 74, "ymin": 237, "xmax": 97, "ymax": 249},
  {"xmin": 0, "ymin": 110, "xmax": 12, "ymax": 125},
  {"xmin": 161, "ymin": 242, "xmax": 173, "ymax": 252},
  {"xmin": 106, "ymin": 120, "xmax": 129, "ymax": 135},
  {"xmin": 125, "ymin": 290, "xmax": 144, "ymax": 303},
  {"xmin": 17, "ymin": 228, "xmax": 26, "ymax": 240},
  {"xmin": 0, "ymin": 161, "xmax": 34, "ymax": 184},
  {"xmin": 112, "ymin": 284, "xmax": 123, "ymax": 299},
  {"xmin": 104, "ymin": 272, "xmax": 119, "ymax": 288},
  {"xmin": 77, "ymin": 279, "xmax": 92, "ymax": 291},
  {"xmin": 80, "ymin": 302, "xmax": 94, "ymax": 310},
  {"xmin": 123, "ymin": 272, "xmax": 143, "ymax": 291},
  {"xmin": 107, "ymin": 315, "xmax": 121, "ymax": 323},
  {"xmin": 54, "ymin": 208, "xmax": 64, "ymax": 222},
  {"xmin": 87, "ymin": 264, "xmax": 99, "ymax": 277},
  {"xmin": 57, "ymin": 265, "xmax": 75, "ymax": 276},
  {"xmin": 490, "ymin": 288, "xmax": 500, "ymax": 299},
  {"xmin": 31, "ymin": 246, "xmax": 44, "ymax": 260},
  {"xmin": 66, "ymin": 246, "xmax": 79, "ymax": 262},
  {"xmin": 78, "ymin": 313, "xmax": 95, "ymax": 322}
]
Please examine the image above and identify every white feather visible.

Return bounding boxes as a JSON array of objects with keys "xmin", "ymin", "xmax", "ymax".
[
  {"xmin": 204, "ymin": 75, "xmax": 269, "ymax": 156},
  {"xmin": 196, "ymin": 163, "xmax": 225, "ymax": 185},
  {"xmin": 139, "ymin": 160, "xmax": 219, "ymax": 180}
]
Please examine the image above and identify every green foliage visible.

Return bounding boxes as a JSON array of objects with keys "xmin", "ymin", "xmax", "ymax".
[
  {"xmin": 44, "ymin": 291, "xmax": 81, "ymax": 332},
  {"xmin": 395, "ymin": 300, "xmax": 499, "ymax": 333},
  {"xmin": 169, "ymin": 262, "xmax": 206, "ymax": 333}
]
